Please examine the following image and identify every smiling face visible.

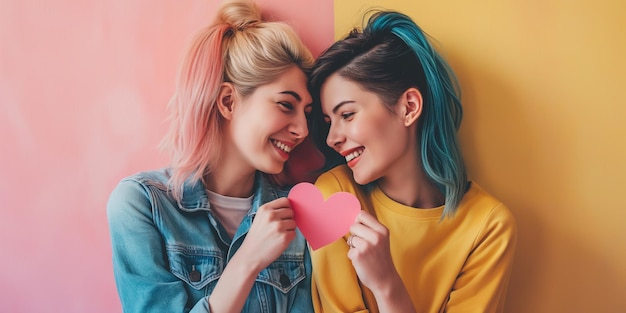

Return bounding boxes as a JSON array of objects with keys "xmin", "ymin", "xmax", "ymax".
[
  {"xmin": 225, "ymin": 65, "xmax": 312, "ymax": 176},
  {"xmin": 321, "ymin": 73, "xmax": 420, "ymax": 185}
]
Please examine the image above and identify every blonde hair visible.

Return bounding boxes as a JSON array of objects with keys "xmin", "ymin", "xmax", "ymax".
[{"xmin": 161, "ymin": 0, "xmax": 314, "ymax": 200}]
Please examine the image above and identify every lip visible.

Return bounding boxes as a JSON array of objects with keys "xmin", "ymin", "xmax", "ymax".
[
  {"xmin": 339, "ymin": 146, "xmax": 363, "ymax": 157},
  {"xmin": 340, "ymin": 146, "xmax": 364, "ymax": 168},
  {"xmin": 271, "ymin": 139, "xmax": 296, "ymax": 160}
]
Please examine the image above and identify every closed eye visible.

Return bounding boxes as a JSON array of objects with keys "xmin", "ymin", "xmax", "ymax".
[
  {"xmin": 341, "ymin": 112, "xmax": 355, "ymax": 120},
  {"xmin": 323, "ymin": 115, "xmax": 331, "ymax": 124},
  {"xmin": 279, "ymin": 101, "xmax": 294, "ymax": 110}
]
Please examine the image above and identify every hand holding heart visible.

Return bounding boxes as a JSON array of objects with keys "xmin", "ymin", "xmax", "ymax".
[
  {"xmin": 346, "ymin": 210, "xmax": 397, "ymax": 290},
  {"xmin": 287, "ymin": 182, "xmax": 361, "ymax": 250},
  {"xmin": 240, "ymin": 197, "xmax": 297, "ymax": 272}
]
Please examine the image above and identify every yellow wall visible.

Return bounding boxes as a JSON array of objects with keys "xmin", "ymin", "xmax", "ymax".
[{"xmin": 335, "ymin": 0, "xmax": 626, "ymax": 312}]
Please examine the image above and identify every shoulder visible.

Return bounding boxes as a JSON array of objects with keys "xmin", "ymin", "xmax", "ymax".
[
  {"xmin": 458, "ymin": 182, "xmax": 517, "ymax": 242},
  {"xmin": 463, "ymin": 183, "xmax": 515, "ymax": 219},
  {"xmin": 121, "ymin": 168, "xmax": 171, "ymax": 187},
  {"xmin": 112, "ymin": 169, "xmax": 170, "ymax": 198},
  {"xmin": 314, "ymin": 165, "xmax": 358, "ymax": 197},
  {"xmin": 107, "ymin": 168, "xmax": 172, "ymax": 217},
  {"xmin": 315, "ymin": 165, "xmax": 354, "ymax": 187}
]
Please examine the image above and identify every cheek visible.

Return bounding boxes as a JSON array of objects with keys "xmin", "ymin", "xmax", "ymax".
[
  {"xmin": 260, "ymin": 115, "xmax": 286, "ymax": 135},
  {"xmin": 366, "ymin": 116, "xmax": 407, "ymax": 151},
  {"xmin": 231, "ymin": 116, "xmax": 261, "ymax": 147},
  {"xmin": 357, "ymin": 114, "xmax": 390, "ymax": 140}
]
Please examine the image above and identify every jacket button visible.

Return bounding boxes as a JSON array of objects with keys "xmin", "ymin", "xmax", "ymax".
[
  {"xmin": 279, "ymin": 273, "xmax": 290, "ymax": 288},
  {"xmin": 190, "ymin": 270, "xmax": 201, "ymax": 282}
]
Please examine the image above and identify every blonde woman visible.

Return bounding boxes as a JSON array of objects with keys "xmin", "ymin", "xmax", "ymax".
[{"xmin": 107, "ymin": 1, "xmax": 315, "ymax": 312}]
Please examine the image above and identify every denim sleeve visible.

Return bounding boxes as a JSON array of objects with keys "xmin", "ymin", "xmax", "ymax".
[{"xmin": 107, "ymin": 179, "xmax": 210, "ymax": 313}]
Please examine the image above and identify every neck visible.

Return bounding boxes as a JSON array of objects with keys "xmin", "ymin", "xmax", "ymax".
[
  {"xmin": 377, "ymin": 145, "xmax": 444, "ymax": 209},
  {"xmin": 378, "ymin": 173, "xmax": 444, "ymax": 209},
  {"xmin": 204, "ymin": 129, "xmax": 259, "ymax": 197},
  {"xmin": 205, "ymin": 168, "xmax": 256, "ymax": 198},
  {"xmin": 204, "ymin": 146, "xmax": 257, "ymax": 197}
]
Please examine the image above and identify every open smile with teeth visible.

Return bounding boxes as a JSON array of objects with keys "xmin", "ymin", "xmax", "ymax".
[
  {"xmin": 345, "ymin": 148, "xmax": 364, "ymax": 162},
  {"xmin": 271, "ymin": 139, "xmax": 292, "ymax": 153}
]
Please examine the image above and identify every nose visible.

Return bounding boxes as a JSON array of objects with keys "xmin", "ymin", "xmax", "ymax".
[
  {"xmin": 325, "ymin": 123, "xmax": 343, "ymax": 149},
  {"xmin": 289, "ymin": 111, "xmax": 309, "ymax": 140}
]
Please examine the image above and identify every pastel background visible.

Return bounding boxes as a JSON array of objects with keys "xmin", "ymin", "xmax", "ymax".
[{"xmin": 1, "ymin": 0, "xmax": 624, "ymax": 313}]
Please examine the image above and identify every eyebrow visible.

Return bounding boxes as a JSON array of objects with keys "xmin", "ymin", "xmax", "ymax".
[
  {"xmin": 280, "ymin": 91, "xmax": 302, "ymax": 102},
  {"xmin": 331, "ymin": 101, "xmax": 355, "ymax": 114}
]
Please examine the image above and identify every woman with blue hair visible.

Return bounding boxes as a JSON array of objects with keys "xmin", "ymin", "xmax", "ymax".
[{"xmin": 308, "ymin": 10, "xmax": 517, "ymax": 313}]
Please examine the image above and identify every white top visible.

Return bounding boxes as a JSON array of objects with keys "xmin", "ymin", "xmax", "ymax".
[{"xmin": 206, "ymin": 189, "xmax": 254, "ymax": 239}]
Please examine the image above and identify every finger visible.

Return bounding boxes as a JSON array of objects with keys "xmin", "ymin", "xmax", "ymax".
[
  {"xmin": 258, "ymin": 204, "xmax": 294, "ymax": 220},
  {"xmin": 350, "ymin": 235, "xmax": 361, "ymax": 249},
  {"xmin": 273, "ymin": 207, "xmax": 294, "ymax": 220},
  {"xmin": 349, "ymin": 222, "xmax": 375, "ymax": 240},
  {"xmin": 261, "ymin": 219, "xmax": 296, "ymax": 237},
  {"xmin": 346, "ymin": 235, "xmax": 354, "ymax": 248},
  {"xmin": 351, "ymin": 235, "xmax": 364, "ymax": 249},
  {"xmin": 355, "ymin": 210, "xmax": 387, "ymax": 233},
  {"xmin": 349, "ymin": 222, "xmax": 386, "ymax": 246},
  {"xmin": 261, "ymin": 197, "xmax": 291, "ymax": 210},
  {"xmin": 281, "ymin": 219, "xmax": 297, "ymax": 231}
]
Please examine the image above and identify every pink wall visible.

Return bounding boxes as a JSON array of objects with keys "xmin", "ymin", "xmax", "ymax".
[{"xmin": 0, "ymin": 0, "xmax": 333, "ymax": 312}]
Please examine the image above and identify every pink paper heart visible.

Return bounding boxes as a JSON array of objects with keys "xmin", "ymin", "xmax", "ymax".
[{"xmin": 288, "ymin": 182, "xmax": 361, "ymax": 250}]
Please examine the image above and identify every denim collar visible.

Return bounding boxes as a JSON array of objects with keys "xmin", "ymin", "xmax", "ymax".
[{"xmin": 176, "ymin": 172, "xmax": 279, "ymax": 216}]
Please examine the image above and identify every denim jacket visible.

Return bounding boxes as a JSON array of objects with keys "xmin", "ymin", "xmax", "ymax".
[{"xmin": 107, "ymin": 168, "xmax": 313, "ymax": 313}]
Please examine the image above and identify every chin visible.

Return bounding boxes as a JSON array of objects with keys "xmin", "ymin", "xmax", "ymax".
[
  {"xmin": 352, "ymin": 172, "xmax": 373, "ymax": 185},
  {"xmin": 261, "ymin": 162, "xmax": 285, "ymax": 175},
  {"xmin": 351, "ymin": 167, "xmax": 382, "ymax": 186}
]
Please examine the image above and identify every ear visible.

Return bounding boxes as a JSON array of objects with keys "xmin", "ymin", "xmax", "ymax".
[
  {"xmin": 217, "ymin": 82, "xmax": 236, "ymax": 120},
  {"xmin": 400, "ymin": 87, "xmax": 423, "ymax": 127}
]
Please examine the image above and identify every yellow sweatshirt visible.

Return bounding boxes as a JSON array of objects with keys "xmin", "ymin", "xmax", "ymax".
[{"xmin": 311, "ymin": 165, "xmax": 517, "ymax": 313}]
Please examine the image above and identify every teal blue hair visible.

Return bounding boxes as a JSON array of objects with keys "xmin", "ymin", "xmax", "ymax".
[
  {"xmin": 369, "ymin": 12, "xmax": 467, "ymax": 216},
  {"xmin": 309, "ymin": 10, "xmax": 467, "ymax": 217}
]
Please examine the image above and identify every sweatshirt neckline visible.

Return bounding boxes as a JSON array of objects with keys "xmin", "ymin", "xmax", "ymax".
[{"xmin": 372, "ymin": 186, "xmax": 445, "ymax": 220}]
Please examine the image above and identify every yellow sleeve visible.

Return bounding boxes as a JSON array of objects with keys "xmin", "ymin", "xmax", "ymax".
[
  {"xmin": 446, "ymin": 203, "xmax": 518, "ymax": 313},
  {"xmin": 311, "ymin": 169, "xmax": 370, "ymax": 313}
]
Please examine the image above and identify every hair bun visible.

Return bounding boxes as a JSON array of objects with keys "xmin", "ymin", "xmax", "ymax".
[{"xmin": 216, "ymin": 0, "xmax": 262, "ymax": 30}]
